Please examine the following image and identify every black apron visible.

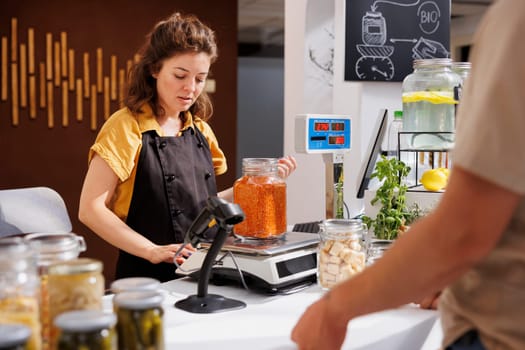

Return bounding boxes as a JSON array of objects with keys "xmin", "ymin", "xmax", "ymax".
[{"xmin": 115, "ymin": 126, "xmax": 218, "ymax": 282}]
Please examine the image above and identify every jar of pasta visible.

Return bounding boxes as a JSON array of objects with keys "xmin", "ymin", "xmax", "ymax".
[
  {"xmin": 0, "ymin": 237, "xmax": 41, "ymax": 350},
  {"xmin": 54, "ymin": 310, "xmax": 116, "ymax": 350},
  {"xmin": 317, "ymin": 219, "xmax": 367, "ymax": 290},
  {"xmin": 24, "ymin": 233, "xmax": 86, "ymax": 350},
  {"xmin": 113, "ymin": 291, "xmax": 164, "ymax": 350},
  {"xmin": 47, "ymin": 258, "xmax": 104, "ymax": 349},
  {"xmin": 0, "ymin": 324, "xmax": 32, "ymax": 350},
  {"xmin": 233, "ymin": 158, "xmax": 287, "ymax": 240}
]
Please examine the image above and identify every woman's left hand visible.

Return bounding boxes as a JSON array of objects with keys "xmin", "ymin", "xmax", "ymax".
[{"xmin": 277, "ymin": 155, "xmax": 297, "ymax": 179}]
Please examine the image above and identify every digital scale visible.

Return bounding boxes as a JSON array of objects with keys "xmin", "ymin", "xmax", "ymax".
[
  {"xmin": 295, "ymin": 114, "xmax": 352, "ymax": 219},
  {"xmin": 176, "ymin": 231, "xmax": 320, "ymax": 295},
  {"xmin": 295, "ymin": 114, "xmax": 351, "ymax": 154}
]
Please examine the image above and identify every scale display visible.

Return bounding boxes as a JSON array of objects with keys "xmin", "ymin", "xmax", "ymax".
[{"xmin": 295, "ymin": 114, "xmax": 352, "ymax": 154}]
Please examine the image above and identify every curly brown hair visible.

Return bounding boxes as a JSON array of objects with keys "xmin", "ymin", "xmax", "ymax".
[{"xmin": 124, "ymin": 12, "xmax": 218, "ymax": 121}]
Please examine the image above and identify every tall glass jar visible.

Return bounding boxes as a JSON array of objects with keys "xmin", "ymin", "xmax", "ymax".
[
  {"xmin": 47, "ymin": 258, "xmax": 104, "ymax": 349},
  {"xmin": 402, "ymin": 58, "xmax": 461, "ymax": 150},
  {"xmin": 54, "ymin": 310, "xmax": 117, "ymax": 350},
  {"xmin": 233, "ymin": 158, "xmax": 287, "ymax": 240},
  {"xmin": 0, "ymin": 237, "xmax": 41, "ymax": 350},
  {"xmin": 113, "ymin": 291, "xmax": 164, "ymax": 350},
  {"xmin": 24, "ymin": 233, "xmax": 86, "ymax": 350},
  {"xmin": 317, "ymin": 219, "xmax": 367, "ymax": 290}
]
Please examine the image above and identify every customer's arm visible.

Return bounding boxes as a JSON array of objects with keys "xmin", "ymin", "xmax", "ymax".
[
  {"xmin": 79, "ymin": 154, "xmax": 194, "ymax": 264},
  {"xmin": 292, "ymin": 165, "xmax": 521, "ymax": 350}
]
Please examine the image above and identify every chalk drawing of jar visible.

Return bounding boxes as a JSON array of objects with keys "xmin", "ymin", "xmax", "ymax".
[
  {"xmin": 355, "ymin": 11, "xmax": 395, "ymax": 81},
  {"xmin": 362, "ymin": 11, "xmax": 386, "ymax": 45}
]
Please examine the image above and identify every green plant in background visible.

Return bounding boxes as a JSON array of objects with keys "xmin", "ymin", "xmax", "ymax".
[{"xmin": 362, "ymin": 156, "xmax": 420, "ymax": 240}]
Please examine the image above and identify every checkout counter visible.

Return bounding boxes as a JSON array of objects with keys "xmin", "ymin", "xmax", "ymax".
[
  {"xmin": 105, "ymin": 278, "xmax": 442, "ymax": 349},
  {"xmin": 117, "ymin": 110, "xmax": 446, "ymax": 349}
]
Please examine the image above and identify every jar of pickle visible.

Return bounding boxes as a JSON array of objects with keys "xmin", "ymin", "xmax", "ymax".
[
  {"xmin": 233, "ymin": 158, "xmax": 286, "ymax": 239},
  {"xmin": 24, "ymin": 233, "xmax": 86, "ymax": 350},
  {"xmin": 317, "ymin": 219, "xmax": 367, "ymax": 290},
  {"xmin": 0, "ymin": 237, "xmax": 41, "ymax": 350},
  {"xmin": 47, "ymin": 258, "xmax": 104, "ymax": 349},
  {"xmin": 0, "ymin": 324, "xmax": 31, "ymax": 350},
  {"xmin": 113, "ymin": 291, "xmax": 164, "ymax": 350},
  {"xmin": 402, "ymin": 58, "xmax": 461, "ymax": 150},
  {"xmin": 54, "ymin": 310, "xmax": 116, "ymax": 350}
]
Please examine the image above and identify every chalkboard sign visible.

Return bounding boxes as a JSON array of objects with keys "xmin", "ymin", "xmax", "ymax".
[{"xmin": 344, "ymin": 0, "xmax": 450, "ymax": 82}]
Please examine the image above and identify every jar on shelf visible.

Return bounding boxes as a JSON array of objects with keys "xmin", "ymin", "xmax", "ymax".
[
  {"xmin": 317, "ymin": 219, "xmax": 367, "ymax": 290},
  {"xmin": 402, "ymin": 58, "xmax": 461, "ymax": 150},
  {"xmin": 54, "ymin": 310, "xmax": 116, "ymax": 350},
  {"xmin": 24, "ymin": 232, "xmax": 86, "ymax": 350},
  {"xmin": 233, "ymin": 158, "xmax": 287, "ymax": 240},
  {"xmin": 47, "ymin": 258, "xmax": 104, "ymax": 349},
  {"xmin": 0, "ymin": 324, "xmax": 32, "ymax": 350},
  {"xmin": 113, "ymin": 291, "xmax": 164, "ymax": 350},
  {"xmin": 0, "ymin": 237, "xmax": 41, "ymax": 350}
]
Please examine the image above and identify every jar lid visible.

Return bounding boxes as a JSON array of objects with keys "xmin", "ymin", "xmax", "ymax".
[
  {"xmin": 0, "ymin": 324, "xmax": 31, "ymax": 347},
  {"xmin": 54, "ymin": 310, "xmax": 116, "ymax": 332},
  {"xmin": 413, "ymin": 58, "xmax": 452, "ymax": 68},
  {"xmin": 110, "ymin": 277, "xmax": 161, "ymax": 294},
  {"xmin": 47, "ymin": 258, "xmax": 103, "ymax": 275},
  {"xmin": 24, "ymin": 233, "xmax": 86, "ymax": 266},
  {"xmin": 452, "ymin": 61, "xmax": 472, "ymax": 69},
  {"xmin": 242, "ymin": 158, "xmax": 278, "ymax": 174},
  {"xmin": 113, "ymin": 290, "xmax": 164, "ymax": 310},
  {"xmin": 320, "ymin": 219, "xmax": 366, "ymax": 239},
  {"xmin": 0, "ymin": 236, "xmax": 31, "ymax": 255}
]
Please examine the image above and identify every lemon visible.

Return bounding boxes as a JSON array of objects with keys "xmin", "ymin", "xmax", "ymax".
[
  {"xmin": 402, "ymin": 91, "xmax": 458, "ymax": 105},
  {"xmin": 437, "ymin": 167, "xmax": 450, "ymax": 178},
  {"xmin": 420, "ymin": 168, "xmax": 448, "ymax": 192}
]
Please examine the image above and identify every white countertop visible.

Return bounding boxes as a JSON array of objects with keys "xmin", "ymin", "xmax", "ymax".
[{"xmin": 116, "ymin": 278, "xmax": 443, "ymax": 350}]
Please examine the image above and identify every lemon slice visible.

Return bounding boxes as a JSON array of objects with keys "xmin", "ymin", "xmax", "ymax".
[{"xmin": 402, "ymin": 91, "xmax": 458, "ymax": 105}]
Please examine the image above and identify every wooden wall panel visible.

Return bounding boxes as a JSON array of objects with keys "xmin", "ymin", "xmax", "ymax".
[{"xmin": 0, "ymin": 0, "xmax": 238, "ymax": 285}]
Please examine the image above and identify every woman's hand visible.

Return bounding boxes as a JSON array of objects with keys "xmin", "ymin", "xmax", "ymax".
[
  {"xmin": 147, "ymin": 243, "xmax": 196, "ymax": 264},
  {"xmin": 277, "ymin": 155, "xmax": 297, "ymax": 179}
]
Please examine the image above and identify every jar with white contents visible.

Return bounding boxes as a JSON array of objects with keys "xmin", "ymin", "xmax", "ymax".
[{"xmin": 317, "ymin": 219, "xmax": 367, "ymax": 290}]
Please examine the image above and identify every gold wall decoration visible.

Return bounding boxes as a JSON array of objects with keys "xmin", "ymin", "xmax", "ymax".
[
  {"xmin": 1, "ymin": 37, "xmax": 7, "ymax": 101},
  {"xmin": 20, "ymin": 43, "xmax": 27, "ymax": 108},
  {"xmin": 0, "ymin": 17, "xmax": 146, "ymax": 130}
]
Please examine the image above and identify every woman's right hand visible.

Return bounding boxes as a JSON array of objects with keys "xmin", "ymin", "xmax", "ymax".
[{"xmin": 147, "ymin": 243, "xmax": 197, "ymax": 264}]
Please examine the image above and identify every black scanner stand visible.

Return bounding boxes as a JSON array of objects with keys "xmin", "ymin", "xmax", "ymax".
[{"xmin": 174, "ymin": 197, "xmax": 247, "ymax": 314}]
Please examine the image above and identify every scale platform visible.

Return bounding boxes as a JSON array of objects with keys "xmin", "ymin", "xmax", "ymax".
[{"xmin": 176, "ymin": 231, "xmax": 320, "ymax": 295}]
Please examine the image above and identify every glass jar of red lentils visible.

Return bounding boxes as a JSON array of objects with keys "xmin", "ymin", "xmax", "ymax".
[{"xmin": 233, "ymin": 158, "xmax": 287, "ymax": 240}]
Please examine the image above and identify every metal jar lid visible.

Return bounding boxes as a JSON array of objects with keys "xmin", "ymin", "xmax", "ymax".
[
  {"xmin": 113, "ymin": 291, "xmax": 164, "ymax": 310},
  {"xmin": 47, "ymin": 258, "xmax": 103, "ymax": 275},
  {"xmin": 0, "ymin": 324, "xmax": 31, "ymax": 347},
  {"xmin": 110, "ymin": 277, "xmax": 161, "ymax": 294},
  {"xmin": 54, "ymin": 310, "xmax": 116, "ymax": 332}
]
